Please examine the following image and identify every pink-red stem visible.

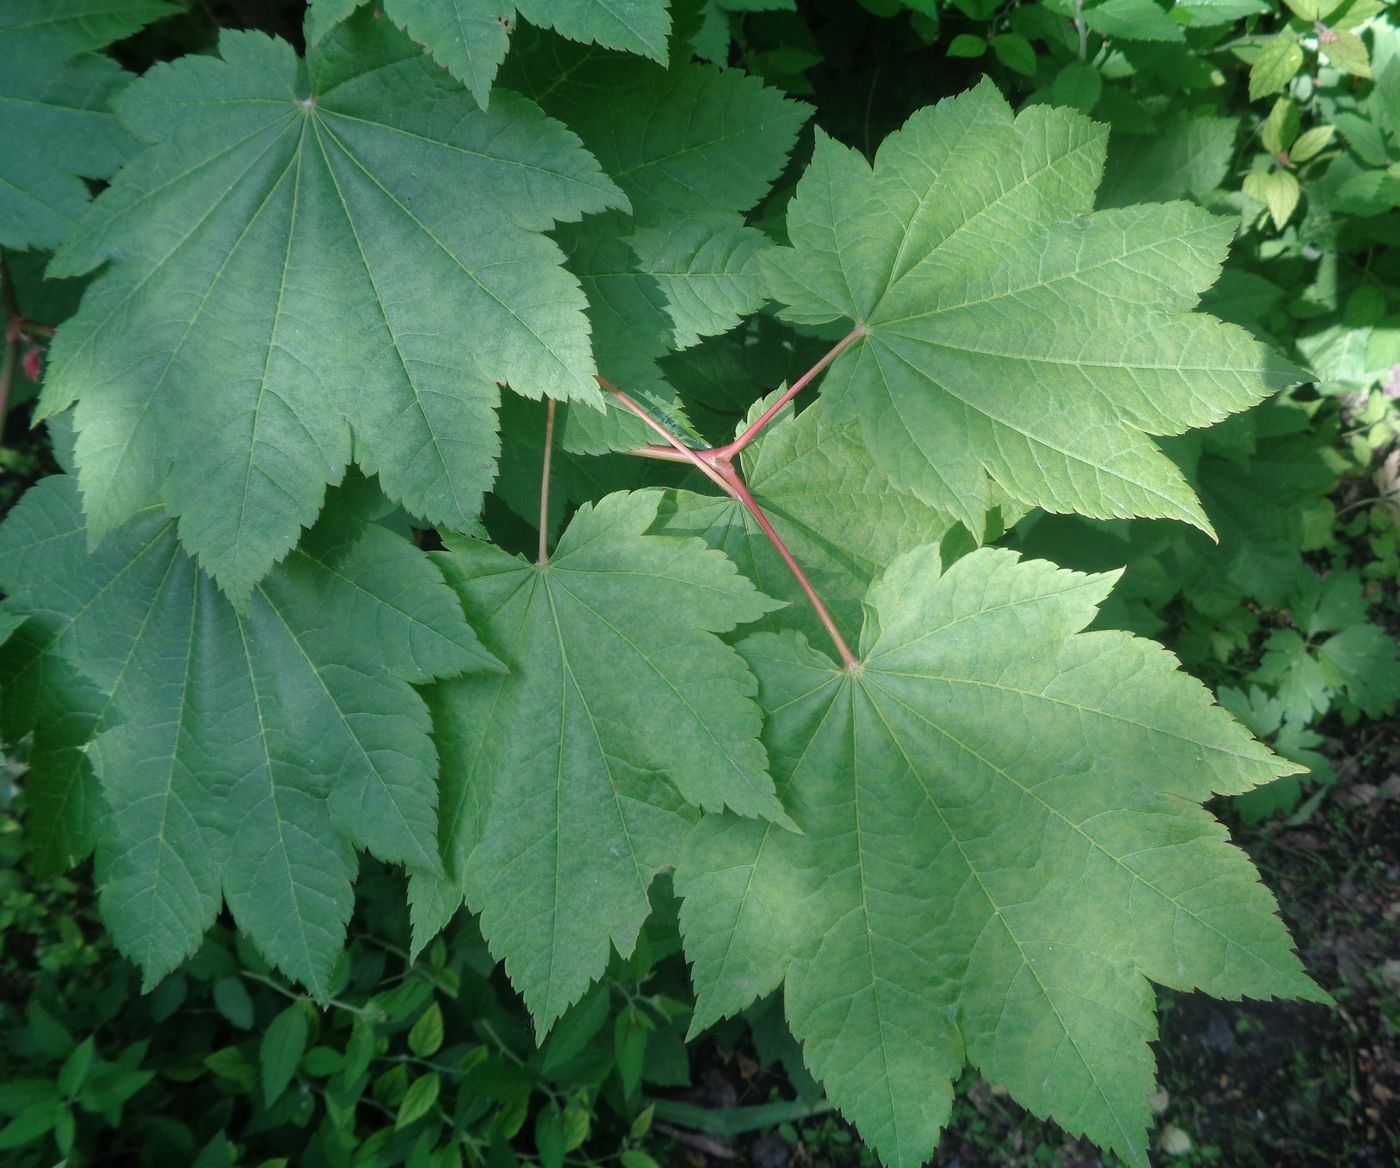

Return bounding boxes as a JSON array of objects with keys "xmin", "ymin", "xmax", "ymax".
[
  {"xmin": 714, "ymin": 326, "xmax": 865, "ymax": 460},
  {"xmin": 598, "ymin": 374, "xmax": 860, "ymax": 670}
]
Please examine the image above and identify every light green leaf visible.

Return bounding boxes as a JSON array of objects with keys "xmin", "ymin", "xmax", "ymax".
[
  {"xmin": 1260, "ymin": 98, "xmax": 1300, "ymax": 156},
  {"xmin": 1083, "ymin": 0, "xmax": 1185, "ymax": 41},
  {"xmin": 761, "ymin": 82, "xmax": 1300, "ymax": 538},
  {"xmin": 1248, "ymin": 38, "xmax": 1304, "ymax": 101},
  {"xmin": 1321, "ymin": 29, "xmax": 1370, "ymax": 78},
  {"xmin": 0, "ymin": 1, "xmax": 175, "ymax": 250},
  {"xmin": 1287, "ymin": 124, "xmax": 1335, "ymax": 163},
  {"xmin": 261, "ymin": 1004, "xmax": 311, "ymax": 1107},
  {"xmin": 989, "ymin": 33, "xmax": 1037, "ymax": 74},
  {"xmin": 410, "ymin": 491, "xmax": 785, "ymax": 1031},
  {"xmin": 395, "ymin": 1072, "xmax": 441, "ymax": 1129},
  {"xmin": 946, "ymin": 33, "xmax": 986, "ymax": 56},
  {"xmin": 1281, "ymin": 0, "xmax": 1343, "ymax": 21},
  {"xmin": 41, "ymin": 16, "xmax": 624, "ymax": 600},
  {"xmin": 408, "ymin": 1001, "xmax": 445, "ymax": 1058},
  {"xmin": 677, "ymin": 547, "xmax": 1324, "ymax": 1168},
  {"xmin": 0, "ymin": 475, "xmax": 491, "ymax": 999},
  {"xmin": 1243, "ymin": 169, "xmax": 1301, "ymax": 229},
  {"xmin": 1174, "ymin": 0, "xmax": 1269, "ymax": 27},
  {"xmin": 1051, "ymin": 62, "xmax": 1103, "ymax": 114}
]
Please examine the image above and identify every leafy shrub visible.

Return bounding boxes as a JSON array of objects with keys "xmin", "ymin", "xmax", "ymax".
[{"xmin": 7, "ymin": 1, "xmax": 1400, "ymax": 1165}]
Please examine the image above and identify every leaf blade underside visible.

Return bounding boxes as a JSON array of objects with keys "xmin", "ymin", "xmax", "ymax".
[
  {"xmin": 412, "ymin": 490, "xmax": 787, "ymax": 1031},
  {"xmin": 759, "ymin": 80, "xmax": 1303, "ymax": 537},
  {"xmin": 0, "ymin": 475, "xmax": 491, "ymax": 998},
  {"xmin": 677, "ymin": 546, "xmax": 1323, "ymax": 1168},
  {"xmin": 41, "ymin": 17, "xmax": 625, "ymax": 599}
]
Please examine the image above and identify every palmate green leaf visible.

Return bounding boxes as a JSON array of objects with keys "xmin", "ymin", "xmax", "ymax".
[
  {"xmin": 307, "ymin": 0, "xmax": 671, "ymax": 108},
  {"xmin": 409, "ymin": 490, "xmax": 786, "ymax": 1031},
  {"xmin": 760, "ymin": 80, "xmax": 1302, "ymax": 538},
  {"xmin": 502, "ymin": 35, "xmax": 805, "ymax": 451},
  {"xmin": 40, "ymin": 14, "xmax": 624, "ymax": 601},
  {"xmin": 676, "ymin": 546, "xmax": 1324, "ymax": 1168},
  {"xmin": 0, "ymin": 0, "xmax": 175, "ymax": 251},
  {"xmin": 658, "ymin": 397, "xmax": 956, "ymax": 647},
  {"xmin": 0, "ymin": 474, "xmax": 493, "ymax": 999},
  {"xmin": 507, "ymin": 37, "xmax": 806, "ymax": 229}
]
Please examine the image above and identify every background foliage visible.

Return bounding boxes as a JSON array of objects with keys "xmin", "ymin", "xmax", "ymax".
[{"xmin": 2, "ymin": 0, "xmax": 1399, "ymax": 1165}]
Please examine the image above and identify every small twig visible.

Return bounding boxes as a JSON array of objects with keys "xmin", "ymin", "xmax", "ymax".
[
  {"xmin": 538, "ymin": 398, "xmax": 556, "ymax": 564},
  {"xmin": 652, "ymin": 1121, "xmax": 736, "ymax": 1159},
  {"xmin": 1074, "ymin": 0, "xmax": 1087, "ymax": 60}
]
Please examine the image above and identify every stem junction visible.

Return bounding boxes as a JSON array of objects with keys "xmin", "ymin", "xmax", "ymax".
[{"xmin": 595, "ymin": 326, "xmax": 866, "ymax": 671}]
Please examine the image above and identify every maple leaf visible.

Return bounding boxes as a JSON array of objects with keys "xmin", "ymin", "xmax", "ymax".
[
  {"xmin": 503, "ymin": 32, "xmax": 806, "ymax": 452},
  {"xmin": 1256, "ymin": 569, "xmax": 1400, "ymax": 722},
  {"xmin": 0, "ymin": 0, "xmax": 175, "ymax": 250},
  {"xmin": 506, "ymin": 36, "xmax": 805, "ymax": 229},
  {"xmin": 409, "ymin": 490, "xmax": 787, "ymax": 1031},
  {"xmin": 676, "ymin": 545, "xmax": 1325, "ymax": 1168},
  {"xmin": 39, "ymin": 13, "xmax": 624, "ymax": 601},
  {"xmin": 308, "ymin": 0, "xmax": 672, "ymax": 108},
  {"xmin": 760, "ymin": 80, "xmax": 1302, "ymax": 537},
  {"xmin": 0, "ymin": 474, "xmax": 493, "ymax": 999}
]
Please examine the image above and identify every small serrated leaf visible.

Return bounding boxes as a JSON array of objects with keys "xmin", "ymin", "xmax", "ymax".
[
  {"xmin": 1249, "ymin": 38, "xmax": 1304, "ymax": 100},
  {"xmin": 260, "ymin": 1004, "xmax": 310, "ymax": 1108},
  {"xmin": 395, "ymin": 1072, "xmax": 441, "ymax": 1129},
  {"xmin": 407, "ymin": 1002, "xmax": 445, "ymax": 1058},
  {"xmin": 1288, "ymin": 124, "xmax": 1336, "ymax": 163},
  {"xmin": 1261, "ymin": 98, "xmax": 1300, "ymax": 155},
  {"xmin": 1321, "ymin": 29, "xmax": 1370, "ymax": 77},
  {"xmin": 1244, "ymin": 169, "xmax": 1301, "ymax": 229},
  {"xmin": 1082, "ymin": 0, "xmax": 1185, "ymax": 41}
]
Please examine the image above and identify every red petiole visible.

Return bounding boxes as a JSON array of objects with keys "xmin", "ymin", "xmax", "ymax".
[{"xmin": 595, "ymin": 325, "xmax": 866, "ymax": 670}]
